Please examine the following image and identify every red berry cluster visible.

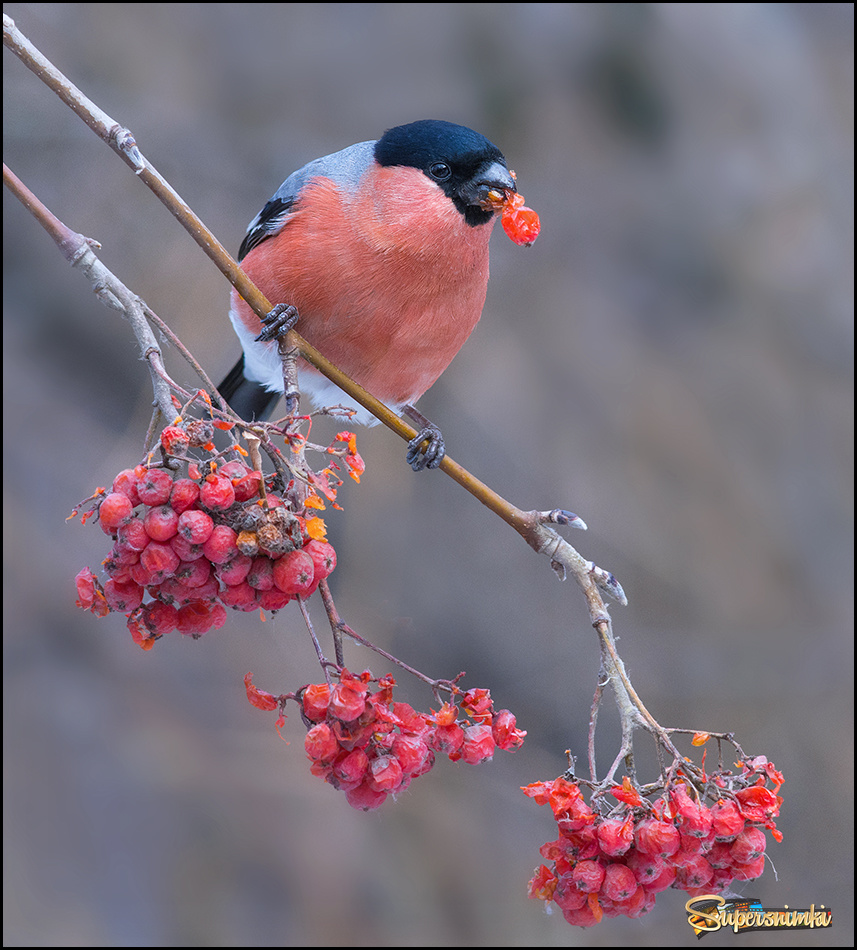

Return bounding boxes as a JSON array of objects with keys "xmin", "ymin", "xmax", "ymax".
[
  {"xmin": 246, "ymin": 670, "xmax": 527, "ymax": 811},
  {"xmin": 74, "ymin": 448, "xmax": 338, "ymax": 647},
  {"xmin": 524, "ymin": 758, "xmax": 783, "ymax": 927}
]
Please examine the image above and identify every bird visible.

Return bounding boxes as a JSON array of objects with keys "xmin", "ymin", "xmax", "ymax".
[{"xmin": 218, "ymin": 118, "xmax": 529, "ymax": 471}]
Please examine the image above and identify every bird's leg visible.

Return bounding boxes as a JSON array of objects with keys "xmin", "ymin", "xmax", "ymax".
[
  {"xmin": 403, "ymin": 405, "xmax": 446, "ymax": 472},
  {"xmin": 254, "ymin": 303, "xmax": 301, "ymax": 414}
]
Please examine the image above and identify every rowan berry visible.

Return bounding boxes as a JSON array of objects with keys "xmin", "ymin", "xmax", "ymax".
[
  {"xmin": 461, "ymin": 687, "xmax": 493, "ymax": 720},
  {"xmin": 674, "ymin": 854, "xmax": 714, "ymax": 890},
  {"xmin": 735, "ymin": 785, "xmax": 781, "ymax": 823},
  {"xmin": 170, "ymin": 533, "xmax": 205, "ymax": 562},
  {"xmin": 730, "ymin": 825, "xmax": 767, "ymax": 864},
  {"xmin": 344, "ymin": 781, "xmax": 388, "ymax": 811},
  {"xmin": 218, "ymin": 461, "xmax": 250, "ymax": 480},
  {"xmin": 305, "ymin": 722, "xmax": 339, "ymax": 763},
  {"xmin": 731, "ymin": 855, "xmax": 766, "ymax": 881},
  {"xmin": 596, "ymin": 816, "xmax": 634, "ymax": 857},
  {"xmin": 169, "ymin": 478, "xmax": 200, "ymax": 514},
  {"xmin": 390, "ymin": 734, "xmax": 432, "ymax": 777},
  {"xmin": 174, "ymin": 558, "xmax": 212, "ymax": 589},
  {"xmin": 160, "ymin": 425, "xmax": 190, "ymax": 456},
  {"xmin": 111, "ymin": 468, "xmax": 142, "ymax": 506},
  {"xmin": 600, "ymin": 863, "xmax": 638, "ymax": 902},
  {"xmin": 246, "ymin": 556, "xmax": 275, "ymax": 591},
  {"xmin": 492, "ymin": 709, "xmax": 527, "ymax": 750},
  {"xmin": 201, "ymin": 524, "xmax": 238, "ymax": 564},
  {"xmin": 138, "ymin": 599, "xmax": 178, "ymax": 635},
  {"xmin": 136, "ymin": 468, "xmax": 174, "ymax": 506},
  {"xmin": 117, "ymin": 516, "xmax": 149, "ymax": 551},
  {"xmin": 502, "ymin": 203, "xmax": 541, "ymax": 246},
  {"xmin": 303, "ymin": 539, "xmax": 337, "ymax": 580},
  {"xmin": 233, "ymin": 471, "xmax": 262, "ymax": 502},
  {"xmin": 561, "ymin": 898, "xmax": 602, "ymax": 928},
  {"xmin": 217, "ymin": 581, "xmax": 258, "ymax": 611},
  {"xmin": 128, "ymin": 562, "xmax": 156, "ymax": 587},
  {"xmin": 255, "ymin": 589, "xmax": 293, "ymax": 611},
  {"xmin": 176, "ymin": 601, "xmax": 226, "ymax": 636},
  {"xmin": 367, "ymin": 754, "xmax": 404, "ymax": 792},
  {"xmin": 144, "ymin": 505, "xmax": 179, "ymax": 542},
  {"xmin": 572, "ymin": 859, "xmax": 605, "ymax": 894},
  {"xmin": 644, "ymin": 862, "xmax": 677, "ymax": 893},
  {"xmin": 461, "ymin": 723, "xmax": 495, "ymax": 764},
  {"xmin": 256, "ymin": 522, "xmax": 293, "ymax": 558},
  {"xmin": 216, "ymin": 553, "xmax": 252, "ymax": 586},
  {"xmin": 671, "ymin": 784, "xmax": 713, "ymax": 838},
  {"xmin": 104, "ymin": 542, "xmax": 139, "ymax": 570},
  {"xmin": 332, "ymin": 748, "xmax": 370, "ymax": 788},
  {"xmin": 99, "ymin": 492, "xmax": 134, "ymax": 530},
  {"xmin": 302, "ymin": 683, "xmax": 331, "ymax": 722},
  {"xmin": 706, "ymin": 840, "xmax": 734, "ymax": 869},
  {"xmin": 710, "ymin": 799, "xmax": 745, "ymax": 841},
  {"xmin": 428, "ymin": 721, "xmax": 465, "ymax": 756},
  {"xmin": 103, "ymin": 578, "xmax": 144, "ymax": 613},
  {"xmin": 272, "ymin": 549, "xmax": 315, "ymax": 597},
  {"xmin": 139, "ymin": 541, "xmax": 180, "ymax": 583},
  {"xmin": 329, "ymin": 679, "xmax": 367, "ymax": 722},
  {"xmin": 176, "ymin": 509, "xmax": 214, "ymax": 545},
  {"xmin": 635, "ymin": 818, "xmax": 681, "ymax": 858},
  {"xmin": 199, "ymin": 473, "xmax": 235, "ymax": 511},
  {"xmin": 75, "ymin": 568, "xmax": 109, "ymax": 616},
  {"xmin": 624, "ymin": 849, "xmax": 665, "ymax": 886}
]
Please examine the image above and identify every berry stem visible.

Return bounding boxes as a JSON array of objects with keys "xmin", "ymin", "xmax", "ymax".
[
  {"xmin": 298, "ymin": 596, "xmax": 334, "ymax": 686},
  {"xmin": 316, "ymin": 579, "xmax": 462, "ymax": 697}
]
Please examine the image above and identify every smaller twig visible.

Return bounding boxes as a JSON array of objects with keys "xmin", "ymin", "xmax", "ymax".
[
  {"xmin": 298, "ymin": 597, "xmax": 333, "ymax": 686},
  {"xmin": 140, "ymin": 302, "xmax": 233, "ymax": 415},
  {"xmin": 317, "ymin": 579, "xmax": 345, "ymax": 668},
  {"xmin": 316, "ymin": 579, "xmax": 462, "ymax": 696},
  {"xmin": 143, "ymin": 407, "xmax": 168, "ymax": 457},
  {"xmin": 588, "ymin": 665, "xmax": 609, "ymax": 783}
]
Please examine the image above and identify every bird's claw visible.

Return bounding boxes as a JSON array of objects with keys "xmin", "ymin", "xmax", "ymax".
[
  {"xmin": 406, "ymin": 423, "xmax": 445, "ymax": 472},
  {"xmin": 255, "ymin": 303, "xmax": 300, "ymax": 343}
]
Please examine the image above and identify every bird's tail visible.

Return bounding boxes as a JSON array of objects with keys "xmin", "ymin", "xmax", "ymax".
[{"xmin": 217, "ymin": 355, "xmax": 281, "ymax": 421}]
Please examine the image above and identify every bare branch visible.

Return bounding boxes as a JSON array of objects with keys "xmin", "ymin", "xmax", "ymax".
[{"xmin": 4, "ymin": 162, "xmax": 175, "ymax": 425}]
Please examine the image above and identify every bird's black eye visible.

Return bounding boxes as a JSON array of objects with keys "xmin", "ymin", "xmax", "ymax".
[{"xmin": 429, "ymin": 162, "xmax": 452, "ymax": 181}]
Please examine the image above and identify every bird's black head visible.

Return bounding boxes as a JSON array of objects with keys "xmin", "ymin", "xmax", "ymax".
[{"xmin": 375, "ymin": 119, "xmax": 516, "ymax": 227}]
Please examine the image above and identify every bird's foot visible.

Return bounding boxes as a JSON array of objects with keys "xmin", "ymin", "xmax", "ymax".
[
  {"xmin": 255, "ymin": 303, "xmax": 300, "ymax": 343},
  {"xmin": 406, "ymin": 424, "xmax": 445, "ymax": 471},
  {"xmin": 403, "ymin": 405, "xmax": 445, "ymax": 471}
]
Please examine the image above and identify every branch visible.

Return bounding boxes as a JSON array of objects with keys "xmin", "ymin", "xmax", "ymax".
[{"xmin": 3, "ymin": 162, "xmax": 176, "ymax": 426}]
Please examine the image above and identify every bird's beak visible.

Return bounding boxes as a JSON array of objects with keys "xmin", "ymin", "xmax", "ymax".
[{"xmin": 461, "ymin": 160, "xmax": 518, "ymax": 210}]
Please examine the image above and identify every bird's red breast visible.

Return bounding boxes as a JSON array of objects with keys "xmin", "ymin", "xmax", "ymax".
[{"xmin": 230, "ymin": 164, "xmax": 496, "ymax": 411}]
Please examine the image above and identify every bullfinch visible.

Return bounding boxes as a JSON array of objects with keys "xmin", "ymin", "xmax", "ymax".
[{"xmin": 219, "ymin": 119, "xmax": 528, "ymax": 470}]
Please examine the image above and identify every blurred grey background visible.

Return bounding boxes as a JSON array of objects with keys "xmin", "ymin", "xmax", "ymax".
[{"xmin": 3, "ymin": 3, "xmax": 853, "ymax": 947}]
